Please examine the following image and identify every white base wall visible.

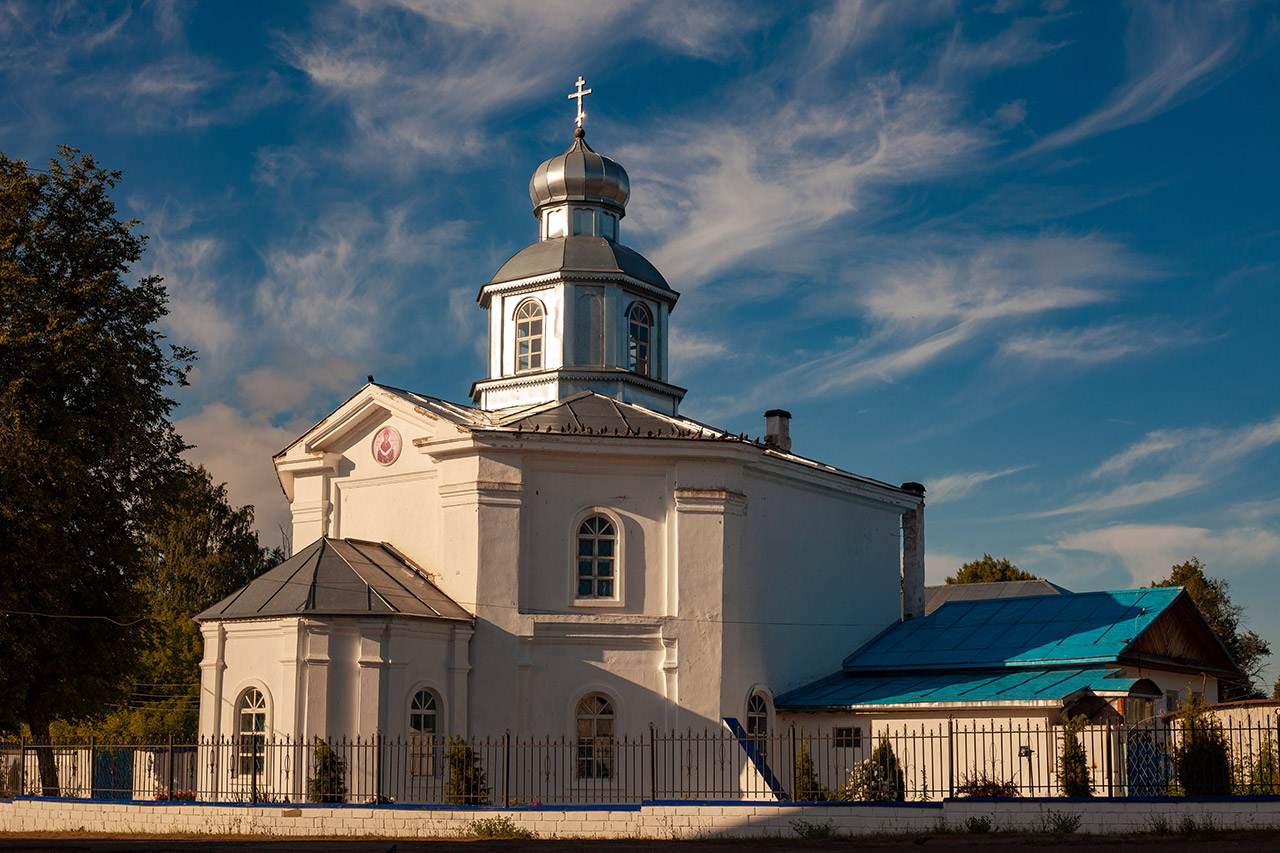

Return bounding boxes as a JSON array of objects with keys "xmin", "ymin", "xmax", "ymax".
[{"xmin": 3, "ymin": 797, "xmax": 1280, "ymax": 839}]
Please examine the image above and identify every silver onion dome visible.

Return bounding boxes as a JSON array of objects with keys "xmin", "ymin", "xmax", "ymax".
[{"xmin": 529, "ymin": 129, "xmax": 630, "ymax": 217}]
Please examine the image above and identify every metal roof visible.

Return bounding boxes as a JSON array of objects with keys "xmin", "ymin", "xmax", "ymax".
[
  {"xmin": 487, "ymin": 235, "xmax": 671, "ymax": 291},
  {"xmin": 776, "ymin": 666, "xmax": 1160, "ymax": 709},
  {"xmin": 841, "ymin": 588, "xmax": 1184, "ymax": 672},
  {"xmin": 195, "ymin": 538, "xmax": 472, "ymax": 622},
  {"xmin": 924, "ymin": 579, "xmax": 1070, "ymax": 614},
  {"xmin": 488, "ymin": 390, "xmax": 715, "ymax": 436},
  {"xmin": 529, "ymin": 135, "xmax": 630, "ymax": 213}
]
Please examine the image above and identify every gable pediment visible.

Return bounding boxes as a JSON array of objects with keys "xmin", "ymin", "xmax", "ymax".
[{"xmin": 1120, "ymin": 592, "xmax": 1240, "ymax": 678}]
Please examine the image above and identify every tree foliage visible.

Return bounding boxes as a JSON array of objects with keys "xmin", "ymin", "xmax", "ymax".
[
  {"xmin": 1150, "ymin": 558, "xmax": 1271, "ymax": 701},
  {"xmin": 52, "ymin": 466, "xmax": 281, "ymax": 742},
  {"xmin": 1058, "ymin": 714, "xmax": 1093, "ymax": 797},
  {"xmin": 1172, "ymin": 697, "xmax": 1232, "ymax": 796},
  {"xmin": 946, "ymin": 554, "xmax": 1037, "ymax": 585},
  {"xmin": 0, "ymin": 147, "xmax": 194, "ymax": 766}
]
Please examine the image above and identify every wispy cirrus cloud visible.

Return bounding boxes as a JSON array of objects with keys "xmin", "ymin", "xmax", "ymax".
[
  {"xmin": 926, "ymin": 465, "xmax": 1032, "ymax": 504},
  {"xmin": 1001, "ymin": 320, "xmax": 1184, "ymax": 364},
  {"xmin": 1024, "ymin": 0, "xmax": 1254, "ymax": 155},
  {"xmin": 1031, "ymin": 412, "xmax": 1280, "ymax": 517}
]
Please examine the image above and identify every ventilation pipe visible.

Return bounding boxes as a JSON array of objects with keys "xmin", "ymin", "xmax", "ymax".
[
  {"xmin": 764, "ymin": 409, "xmax": 792, "ymax": 453},
  {"xmin": 900, "ymin": 482, "xmax": 926, "ymax": 621}
]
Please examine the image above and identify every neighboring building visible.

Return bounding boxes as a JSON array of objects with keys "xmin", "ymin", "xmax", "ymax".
[
  {"xmin": 195, "ymin": 90, "xmax": 929, "ymax": 758},
  {"xmin": 924, "ymin": 579, "xmax": 1069, "ymax": 615},
  {"xmin": 778, "ymin": 587, "xmax": 1239, "ymax": 728}
]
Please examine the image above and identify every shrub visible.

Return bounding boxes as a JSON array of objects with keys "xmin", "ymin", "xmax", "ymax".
[
  {"xmin": 835, "ymin": 735, "xmax": 905, "ymax": 801},
  {"xmin": 955, "ymin": 769, "xmax": 1018, "ymax": 798},
  {"xmin": 793, "ymin": 738, "xmax": 828, "ymax": 801},
  {"xmin": 466, "ymin": 815, "xmax": 534, "ymax": 839},
  {"xmin": 444, "ymin": 737, "xmax": 491, "ymax": 805},
  {"xmin": 306, "ymin": 739, "xmax": 348, "ymax": 803},
  {"xmin": 1250, "ymin": 739, "xmax": 1280, "ymax": 794},
  {"xmin": 1172, "ymin": 700, "xmax": 1231, "ymax": 796},
  {"xmin": 1045, "ymin": 809, "xmax": 1082, "ymax": 833},
  {"xmin": 964, "ymin": 815, "xmax": 992, "ymax": 833},
  {"xmin": 791, "ymin": 818, "xmax": 837, "ymax": 839},
  {"xmin": 1059, "ymin": 714, "xmax": 1093, "ymax": 797}
]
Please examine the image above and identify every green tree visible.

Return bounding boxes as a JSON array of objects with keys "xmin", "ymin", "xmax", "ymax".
[
  {"xmin": 52, "ymin": 466, "xmax": 281, "ymax": 741},
  {"xmin": 307, "ymin": 739, "xmax": 349, "ymax": 803},
  {"xmin": 1272, "ymin": 675, "xmax": 1280, "ymax": 701},
  {"xmin": 444, "ymin": 737, "xmax": 491, "ymax": 805},
  {"xmin": 1172, "ymin": 697, "xmax": 1232, "ymax": 796},
  {"xmin": 0, "ymin": 147, "xmax": 193, "ymax": 791},
  {"xmin": 1058, "ymin": 714, "xmax": 1093, "ymax": 797},
  {"xmin": 946, "ymin": 554, "xmax": 1037, "ymax": 584},
  {"xmin": 1151, "ymin": 559, "xmax": 1271, "ymax": 701}
]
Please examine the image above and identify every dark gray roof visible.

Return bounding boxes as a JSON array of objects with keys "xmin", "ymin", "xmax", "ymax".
[
  {"xmin": 925, "ymin": 579, "xmax": 1070, "ymax": 614},
  {"xmin": 488, "ymin": 236, "xmax": 671, "ymax": 291},
  {"xmin": 488, "ymin": 390, "xmax": 716, "ymax": 437},
  {"xmin": 195, "ymin": 538, "xmax": 472, "ymax": 622}
]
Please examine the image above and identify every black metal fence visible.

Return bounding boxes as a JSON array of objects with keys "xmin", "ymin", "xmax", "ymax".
[{"xmin": 3, "ymin": 717, "xmax": 1278, "ymax": 805}]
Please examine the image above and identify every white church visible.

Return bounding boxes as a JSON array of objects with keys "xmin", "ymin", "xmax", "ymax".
[
  {"xmin": 194, "ymin": 82, "xmax": 1234, "ymax": 800},
  {"xmin": 195, "ymin": 81, "xmax": 928, "ymax": 758}
]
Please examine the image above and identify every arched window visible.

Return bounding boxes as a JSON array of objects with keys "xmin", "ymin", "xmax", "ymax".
[
  {"xmin": 576, "ymin": 515, "xmax": 616, "ymax": 599},
  {"xmin": 237, "ymin": 688, "xmax": 267, "ymax": 776},
  {"xmin": 515, "ymin": 299, "xmax": 544, "ymax": 372},
  {"xmin": 746, "ymin": 693, "xmax": 769, "ymax": 764},
  {"xmin": 409, "ymin": 689, "xmax": 439, "ymax": 777},
  {"xmin": 627, "ymin": 303, "xmax": 652, "ymax": 376},
  {"xmin": 575, "ymin": 693, "xmax": 615, "ymax": 779}
]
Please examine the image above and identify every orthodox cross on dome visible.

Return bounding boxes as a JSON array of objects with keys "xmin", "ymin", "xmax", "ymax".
[{"xmin": 569, "ymin": 76, "xmax": 593, "ymax": 130}]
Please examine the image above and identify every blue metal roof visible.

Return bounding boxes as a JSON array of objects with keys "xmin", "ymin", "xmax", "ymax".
[
  {"xmin": 776, "ymin": 666, "xmax": 1153, "ymax": 709},
  {"xmin": 841, "ymin": 588, "xmax": 1182, "ymax": 672}
]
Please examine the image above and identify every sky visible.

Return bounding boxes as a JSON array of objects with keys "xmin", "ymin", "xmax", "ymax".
[{"xmin": 5, "ymin": 1, "xmax": 1280, "ymax": 682}]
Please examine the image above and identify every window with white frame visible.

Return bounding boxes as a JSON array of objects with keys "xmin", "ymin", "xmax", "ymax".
[
  {"xmin": 627, "ymin": 302, "xmax": 652, "ymax": 376},
  {"xmin": 237, "ymin": 688, "xmax": 267, "ymax": 776},
  {"xmin": 515, "ymin": 299, "xmax": 544, "ymax": 372},
  {"xmin": 746, "ymin": 693, "xmax": 769, "ymax": 764},
  {"xmin": 576, "ymin": 515, "xmax": 616, "ymax": 599},
  {"xmin": 575, "ymin": 693, "xmax": 615, "ymax": 779},
  {"xmin": 409, "ymin": 689, "xmax": 439, "ymax": 777}
]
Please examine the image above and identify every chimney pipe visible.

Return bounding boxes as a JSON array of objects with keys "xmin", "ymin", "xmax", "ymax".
[{"xmin": 764, "ymin": 409, "xmax": 792, "ymax": 453}]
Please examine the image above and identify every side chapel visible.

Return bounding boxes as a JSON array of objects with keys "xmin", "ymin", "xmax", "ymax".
[{"xmin": 195, "ymin": 80, "xmax": 928, "ymax": 751}]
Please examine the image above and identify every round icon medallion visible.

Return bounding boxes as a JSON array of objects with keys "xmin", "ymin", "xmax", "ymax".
[{"xmin": 372, "ymin": 426, "xmax": 402, "ymax": 466}]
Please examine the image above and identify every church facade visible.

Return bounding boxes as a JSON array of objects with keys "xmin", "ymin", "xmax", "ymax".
[{"xmin": 196, "ymin": 90, "xmax": 928, "ymax": 756}]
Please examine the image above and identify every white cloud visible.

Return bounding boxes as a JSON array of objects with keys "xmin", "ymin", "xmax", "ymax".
[
  {"xmin": 1036, "ymin": 412, "xmax": 1280, "ymax": 516},
  {"xmin": 927, "ymin": 465, "xmax": 1031, "ymax": 504},
  {"xmin": 176, "ymin": 402, "xmax": 296, "ymax": 544},
  {"xmin": 1001, "ymin": 321, "xmax": 1182, "ymax": 365},
  {"xmin": 1024, "ymin": 1, "xmax": 1251, "ymax": 155},
  {"xmin": 1051, "ymin": 523, "xmax": 1280, "ymax": 587}
]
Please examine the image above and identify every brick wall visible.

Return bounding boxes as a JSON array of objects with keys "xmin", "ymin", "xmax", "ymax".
[{"xmin": 1, "ymin": 797, "xmax": 1278, "ymax": 839}]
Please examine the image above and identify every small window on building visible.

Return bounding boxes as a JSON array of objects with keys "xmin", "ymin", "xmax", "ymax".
[
  {"xmin": 237, "ymin": 688, "xmax": 267, "ymax": 777},
  {"xmin": 546, "ymin": 208, "xmax": 566, "ymax": 239},
  {"xmin": 601, "ymin": 212, "xmax": 617, "ymax": 241},
  {"xmin": 627, "ymin": 303, "xmax": 652, "ymax": 376},
  {"xmin": 834, "ymin": 726, "xmax": 861, "ymax": 750},
  {"xmin": 409, "ymin": 689, "xmax": 439, "ymax": 777},
  {"xmin": 1165, "ymin": 690, "xmax": 1180, "ymax": 716},
  {"xmin": 747, "ymin": 693, "xmax": 769, "ymax": 764},
  {"xmin": 515, "ymin": 299, "xmax": 544, "ymax": 372},
  {"xmin": 572, "ymin": 208, "xmax": 593, "ymax": 236},
  {"xmin": 576, "ymin": 515, "xmax": 616, "ymax": 599},
  {"xmin": 575, "ymin": 693, "xmax": 614, "ymax": 779}
]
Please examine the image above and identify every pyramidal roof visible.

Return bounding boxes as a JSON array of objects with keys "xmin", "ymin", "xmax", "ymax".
[{"xmin": 196, "ymin": 538, "xmax": 472, "ymax": 622}]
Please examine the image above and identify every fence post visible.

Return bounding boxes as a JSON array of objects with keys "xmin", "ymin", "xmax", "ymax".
[
  {"xmin": 375, "ymin": 731, "xmax": 384, "ymax": 804},
  {"xmin": 1105, "ymin": 721, "xmax": 1113, "ymax": 797},
  {"xmin": 789, "ymin": 724, "xmax": 797, "ymax": 800},
  {"xmin": 167, "ymin": 733, "xmax": 175, "ymax": 797},
  {"xmin": 648, "ymin": 724, "xmax": 656, "ymax": 802},
  {"xmin": 18, "ymin": 737, "xmax": 25, "ymax": 797},
  {"xmin": 87, "ymin": 737, "xmax": 96, "ymax": 799},
  {"xmin": 946, "ymin": 718, "xmax": 954, "ymax": 799},
  {"xmin": 502, "ymin": 731, "xmax": 511, "ymax": 809}
]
